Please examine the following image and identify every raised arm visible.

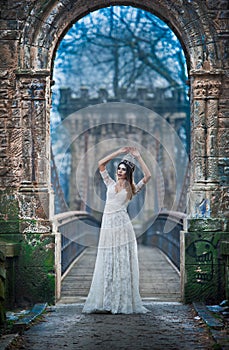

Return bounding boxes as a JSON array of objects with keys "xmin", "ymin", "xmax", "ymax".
[
  {"xmin": 129, "ymin": 148, "xmax": 151, "ymax": 184},
  {"xmin": 98, "ymin": 147, "xmax": 131, "ymax": 171}
]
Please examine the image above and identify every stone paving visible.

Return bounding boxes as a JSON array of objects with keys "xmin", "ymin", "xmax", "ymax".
[{"xmin": 12, "ymin": 302, "xmax": 215, "ymax": 350}]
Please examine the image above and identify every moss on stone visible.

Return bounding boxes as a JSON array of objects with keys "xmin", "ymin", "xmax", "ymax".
[
  {"xmin": 183, "ymin": 231, "xmax": 228, "ymax": 303},
  {"xmin": 15, "ymin": 232, "xmax": 55, "ymax": 306}
]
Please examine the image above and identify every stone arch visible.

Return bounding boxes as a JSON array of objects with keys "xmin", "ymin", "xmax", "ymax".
[
  {"xmin": 2, "ymin": 0, "xmax": 226, "ymax": 305},
  {"xmin": 19, "ymin": 0, "xmax": 220, "ymax": 72}
]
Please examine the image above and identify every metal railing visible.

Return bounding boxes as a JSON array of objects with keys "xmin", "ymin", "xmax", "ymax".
[
  {"xmin": 54, "ymin": 211, "xmax": 100, "ymax": 275},
  {"xmin": 141, "ymin": 210, "xmax": 186, "ymax": 270},
  {"xmin": 54, "ymin": 209, "xmax": 185, "ymax": 276},
  {"xmin": 51, "ymin": 147, "xmax": 69, "ymax": 214}
]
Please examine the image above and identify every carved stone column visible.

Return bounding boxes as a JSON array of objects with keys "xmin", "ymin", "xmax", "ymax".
[
  {"xmin": 16, "ymin": 70, "xmax": 53, "ymax": 230},
  {"xmin": 181, "ymin": 70, "xmax": 228, "ymax": 303},
  {"xmin": 12, "ymin": 70, "xmax": 55, "ymax": 306},
  {"xmin": 189, "ymin": 71, "xmax": 222, "ymax": 220}
]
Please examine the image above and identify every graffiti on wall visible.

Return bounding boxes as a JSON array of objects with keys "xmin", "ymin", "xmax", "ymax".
[{"xmin": 186, "ymin": 238, "xmax": 217, "ymax": 283}]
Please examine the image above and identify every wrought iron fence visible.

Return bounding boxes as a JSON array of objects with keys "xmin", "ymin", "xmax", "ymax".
[
  {"xmin": 54, "ymin": 211, "xmax": 100, "ymax": 275},
  {"xmin": 141, "ymin": 211, "xmax": 186, "ymax": 270}
]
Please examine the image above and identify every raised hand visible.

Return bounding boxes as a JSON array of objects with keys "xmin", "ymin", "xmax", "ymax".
[
  {"xmin": 129, "ymin": 147, "xmax": 140, "ymax": 159},
  {"xmin": 118, "ymin": 146, "xmax": 132, "ymax": 154}
]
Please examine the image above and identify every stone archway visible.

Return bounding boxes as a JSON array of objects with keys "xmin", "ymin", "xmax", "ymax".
[{"xmin": 0, "ymin": 0, "xmax": 228, "ymax": 305}]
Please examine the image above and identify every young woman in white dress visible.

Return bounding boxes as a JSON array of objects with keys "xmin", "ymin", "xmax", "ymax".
[{"xmin": 82, "ymin": 146, "xmax": 151, "ymax": 314}]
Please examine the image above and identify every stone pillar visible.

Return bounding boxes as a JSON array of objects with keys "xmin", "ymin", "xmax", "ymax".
[
  {"xmin": 181, "ymin": 70, "xmax": 228, "ymax": 303},
  {"xmin": 15, "ymin": 70, "xmax": 53, "ymax": 223},
  {"xmin": 0, "ymin": 70, "xmax": 56, "ymax": 306}
]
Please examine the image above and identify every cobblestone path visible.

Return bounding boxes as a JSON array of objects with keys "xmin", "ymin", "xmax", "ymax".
[{"xmin": 15, "ymin": 302, "xmax": 215, "ymax": 350}]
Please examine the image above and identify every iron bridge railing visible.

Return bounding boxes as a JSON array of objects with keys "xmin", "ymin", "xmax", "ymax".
[
  {"xmin": 54, "ymin": 211, "xmax": 100, "ymax": 275},
  {"xmin": 141, "ymin": 210, "xmax": 186, "ymax": 271}
]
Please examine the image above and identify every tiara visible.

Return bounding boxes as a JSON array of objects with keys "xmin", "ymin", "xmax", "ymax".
[{"xmin": 121, "ymin": 159, "xmax": 135, "ymax": 171}]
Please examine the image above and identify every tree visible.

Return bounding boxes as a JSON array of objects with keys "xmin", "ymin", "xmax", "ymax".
[{"xmin": 53, "ymin": 6, "xmax": 187, "ymax": 100}]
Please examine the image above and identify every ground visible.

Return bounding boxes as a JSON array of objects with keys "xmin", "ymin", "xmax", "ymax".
[{"xmin": 8, "ymin": 302, "xmax": 216, "ymax": 350}]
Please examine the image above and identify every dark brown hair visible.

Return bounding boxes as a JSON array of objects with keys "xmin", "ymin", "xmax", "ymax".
[{"xmin": 117, "ymin": 160, "xmax": 136, "ymax": 199}]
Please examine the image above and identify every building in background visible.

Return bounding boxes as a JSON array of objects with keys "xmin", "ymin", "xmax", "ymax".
[{"xmin": 57, "ymin": 86, "xmax": 190, "ymax": 223}]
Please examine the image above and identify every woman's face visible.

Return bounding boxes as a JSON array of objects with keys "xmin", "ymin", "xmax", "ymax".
[{"xmin": 117, "ymin": 164, "xmax": 127, "ymax": 179}]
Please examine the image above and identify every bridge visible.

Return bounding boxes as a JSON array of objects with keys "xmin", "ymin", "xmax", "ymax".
[
  {"xmin": 51, "ymin": 138, "xmax": 188, "ymax": 303},
  {"xmin": 54, "ymin": 209, "xmax": 184, "ymax": 303}
]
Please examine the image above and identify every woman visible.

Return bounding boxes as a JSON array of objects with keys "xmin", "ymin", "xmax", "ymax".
[{"xmin": 82, "ymin": 146, "xmax": 151, "ymax": 314}]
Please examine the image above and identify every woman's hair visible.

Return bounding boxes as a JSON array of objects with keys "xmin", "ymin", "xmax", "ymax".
[{"xmin": 117, "ymin": 160, "xmax": 136, "ymax": 200}]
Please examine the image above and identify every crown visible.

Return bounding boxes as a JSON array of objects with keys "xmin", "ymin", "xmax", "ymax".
[{"xmin": 122, "ymin": 159, "xmax": 135, "ymax": 171}]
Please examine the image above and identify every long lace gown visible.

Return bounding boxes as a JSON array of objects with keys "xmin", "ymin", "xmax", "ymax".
[{"xmin": 82, "ymin": 168, "xmax": 147, "ymax": 314}]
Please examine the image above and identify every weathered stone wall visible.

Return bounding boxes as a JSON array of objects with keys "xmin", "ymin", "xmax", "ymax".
[{"xmin": 0, "ymin": 0, "xmax": 228, "ymax": 305}]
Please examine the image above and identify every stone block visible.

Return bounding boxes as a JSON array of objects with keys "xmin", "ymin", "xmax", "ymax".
[
  {"xmin": 15, "ymin": 266, "xmax": 55, "ymax": 306},
  {"xmin": 0, "ymin": 241, "xmax": 20, "ymax": 257},
  {"xmin": 192, "ymin": 100, "xmax": 205, "ymax": 128},
  {"xmin": 8, "ymin": 131, "xmax": 22, "ymax": 157},
  {"xmin": 218, "ymin": 117, "xmax": 229, "ymax": 128},
  {"xmin": 0, "ymin": 0, "xmax": 32, "ymax": 21},
  {"xmin": 0, "ymin": 19, "xmax": 20, "ymax": 30},
  {"xmin": 220, "ymin": 241, "xmax": 229, "ymax": 255},
  {"xmin": 188, "ymin": 183, "xmax": 229, "ymax": 219},
  {"xmin": 35, "ymin": 158, "xmax": 50, "ymax": 183},
  {"xmin": 206, "ymin": 157, "xmax": 219, "ymax": 181},
  {"xmin": 6, "ymin": 115, "xmax": 21, "ymax": 129},
  {"xmin": 218, "ymin": 158, "xmax": 229, "ymax": 185},
  {"xmin": 182, "ymin": 230, "xmax": 227, "ymax": 303},
  {"xmin": 206, "ymin": 128, "xmax": 218, "ymax": 157},
  {"xmin": 206, "ymin": 101, "xmax": 218, "ymax": 128},
  {"xmin": 218, "ymin": 127, "xmax": 229, "ymax": 144},
  {"xmin": 0, "ymin": 221, "xmax": 20, "ymax": 234},
  {"xmin": 218, "ymin": 147, "xmax": 229, "ymax": 158},
  {"xmin": 18, "ymin": 190, "xmax": 51, "ymax": 221},
  {"xmin": 0, "ymin": 41, "xmax": 17, "ymax": 68},
  {"xmin": 188, "ymin": 218, "xmax": 226, "ymax": 232},
  {"xmin": 210, "ymin": 188, "xmax": 229, "ymax": 220},
  {"xmin": 218, "ymin": 128, "xmax": 229, "ymax": 157},
  {"xmin": 0, "ymin": 117, "xmax": 6, "ymax": 129},
  {"xmin": 0, "ymin": 191, "xmax": 19, "ymax": 219},
  {"xmin": 0, "ymin": 227, "xmax": 55, "ymax": 303},
  {"xmin": 192, "ymin": 127, "xmax": 206, "ymax": 158},
  {"xmin": 19, "ymin": 219, "xmax": 52, "ymax": 234},
  {"xmin": 15, "ymin": 232, "xmax": 55, "ymax": 306},
  {"xmin": 191, "ymin": 157, "xmax": 206, "ymax": 182},
  {"xmin": 0, "ymin": 78, "xmax": 14, "ymax": 89},
  {"xmin": 0, "ymin": 29, "xmax": 19, "ymax": 40},
  {"xmin": 17, "ymin": 77, "xmax": 47, "ymax": 100},
  {"xmin": 35, "ymin": 46, "xmax": 50, "ymax": 70},
  {"xmin": 206, "ymin": 0, "xmax": 229, "ymax": 10}
]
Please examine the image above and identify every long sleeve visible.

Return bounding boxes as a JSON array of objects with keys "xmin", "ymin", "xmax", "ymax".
[
  {"xmin": 100, "ymin": 169, "xmax": 115, "ymax": 187},
  {"xmin": 135, "ymin": 179, "xmax": 145, "ymax": 194}
]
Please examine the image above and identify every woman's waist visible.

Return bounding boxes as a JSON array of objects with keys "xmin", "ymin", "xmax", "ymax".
[{"xmin": 103, "ymin": 204, "xmax": 127, "ymax": 214}]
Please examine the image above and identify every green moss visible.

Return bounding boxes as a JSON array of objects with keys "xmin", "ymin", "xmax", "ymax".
[
  {"xmin": 183, "ymin": 231, "xmax": 228, "ymax": 303},
  {"xmin": 0, "ymin": 191, "xmax": 19, "ymax": 220},
  {"xmin": 15, "ymin": 232, "xmax": 55, "ymax": 305}
]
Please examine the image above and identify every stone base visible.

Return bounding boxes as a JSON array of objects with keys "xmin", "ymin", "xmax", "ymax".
[
  {"xmin": 15, "ymin": 232, "xmax": 55, "ymax": 307},
  {"xmin": 0, "ymin": 232, "xmax": 55, "ymax": 308},
  {"xmin": 181, "ymin": 230, "xmax": 228, "ymax": 304}
]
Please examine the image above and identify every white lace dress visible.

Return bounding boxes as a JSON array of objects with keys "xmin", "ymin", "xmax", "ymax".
[{"xmin": 82, "ymin": 169, "xmax": 147, "ymax": 314}]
